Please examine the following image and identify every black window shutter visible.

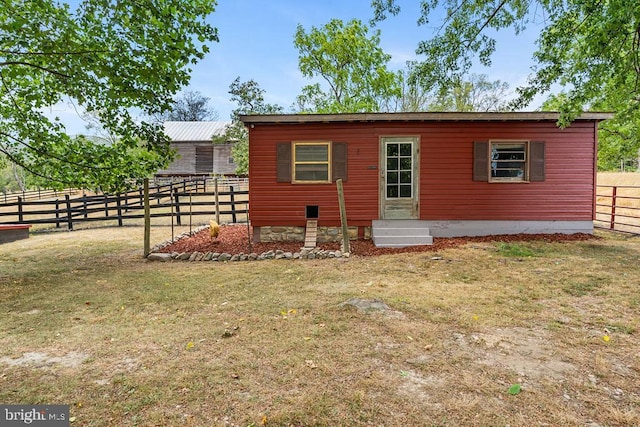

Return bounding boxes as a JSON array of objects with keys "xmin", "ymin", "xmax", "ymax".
[
  {"xmin": 473, "ymin": 141, "xmax": 489, "ymax": 182},
  {"xmin": 276, "ymin": 142, "xmax": 291, "ymax": 183},
  {"xmin": 529, "ymin": 141, "xmax": 545, "ymax": 182},
  {"xmin": 332, "ymin": 142, "xmax": 347, "ymax": 182}
]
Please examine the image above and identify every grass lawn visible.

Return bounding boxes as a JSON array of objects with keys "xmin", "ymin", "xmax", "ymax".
[{"xmin": 1, "ymin": 226, "xmax": 639, "ymax": 426}]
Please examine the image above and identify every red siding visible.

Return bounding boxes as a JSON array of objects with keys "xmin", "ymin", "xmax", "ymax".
[{"xmin": 248, "ymin": 120, "xmax": 597, "ymax": 227}]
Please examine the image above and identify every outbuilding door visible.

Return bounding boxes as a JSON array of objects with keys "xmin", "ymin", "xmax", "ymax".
[{"xmin": 380, "ymin": 137, "xmax": 419, "ymax": 219}]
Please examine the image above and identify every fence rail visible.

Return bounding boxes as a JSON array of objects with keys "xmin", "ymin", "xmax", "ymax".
[
  {"xmin": 1, "ymin": 188, "xmax": 80, "ymax": 204},
  {"xmin": 594, "ymin": 185, "xmax": 640, "ymax": 234},
  {"xmin": 0, "ymin": 177, "xmax": 248, "ymax": 230}
]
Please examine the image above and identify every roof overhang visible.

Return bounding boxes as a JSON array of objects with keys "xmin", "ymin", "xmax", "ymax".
[{"xmin": 239, "ymin": 112, "xmax": 614, "ymax": 125}]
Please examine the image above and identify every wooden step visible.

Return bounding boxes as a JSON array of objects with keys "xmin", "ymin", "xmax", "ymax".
[{"xmin": 304, "ymin": 220, "xmax": 318, "ymax": 248}]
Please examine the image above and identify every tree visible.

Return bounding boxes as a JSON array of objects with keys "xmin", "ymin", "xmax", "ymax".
[
  {"xmin": 427, "ymin": 74, "xmax": 511, "ymax": 112},
  {"xmin": 214, "ymin": 77, "xmax": 283, "ymax": 174},
  {"xmin": 293, "ymin": 18, "xmax": 400, "ymax": 113},
  {"xmin": 384, "ymin": 63, "xmax": 511, "ymax": 113},
  {"xmin": 370, "ymin": 0, "xmax": 640, "ymax": 126},
  {"xmin": 0, "ymin": 0, "xmax": 218, "ymax": 192},
  {"xmin": 164, "ymin": 90, "xmax": 219, "ymax": 121},
  {"xmin": 544, "ymin": 90, "xmax": 640, "ymax": 171}
]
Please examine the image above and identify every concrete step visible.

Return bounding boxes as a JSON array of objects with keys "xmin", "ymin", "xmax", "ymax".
[{"xmin": 372, "ymin": 220, "xmax": 433, "ymax": 248}]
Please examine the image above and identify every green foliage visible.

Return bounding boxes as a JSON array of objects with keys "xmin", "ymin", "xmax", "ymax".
[
  {"xmin": 371, "ymin": 0, "xmax": 640, "ymax": 126},
  {"xmin": 293, "ymin": 18, "xmax": 401, "ymax": 113},
  {"xmin": 544, "ymin": 90, "xmax": 640, "ymax": 171},
  {"xmin": 496, "ymin": 243, "xmax": 537, "ymax": 258},
  {"xmin": 214, "ymin": 77, "xmax": 283, "ymax": 174},
  {"xmin": 0, "ymin": 0, "xmax": 218, "ymax": 192}
]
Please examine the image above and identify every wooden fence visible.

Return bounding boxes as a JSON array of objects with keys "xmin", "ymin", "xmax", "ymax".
[
  {"xmin": 0, "ymin": 177, "xmax": 248, "ymax": 230},
  {"xmin": 594, "ymin": 184, "xmax": 640, "ymax": 234},
  {"xmin": 1, "ymin": 187, "xmax": 80, "ymax": 204}
]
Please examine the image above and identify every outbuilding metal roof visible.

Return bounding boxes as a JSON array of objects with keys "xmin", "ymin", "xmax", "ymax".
[{"xmin": 163, "ymin": 121, "xmax": 232, "ymax": 142}]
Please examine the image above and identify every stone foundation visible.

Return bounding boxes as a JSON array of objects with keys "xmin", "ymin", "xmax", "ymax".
[{"xmin": 257, "ymin": 226, "xmax": 365, "ymax": 243}]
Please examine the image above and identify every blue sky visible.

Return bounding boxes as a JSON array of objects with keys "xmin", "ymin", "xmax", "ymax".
[{"xmin": 58, "ymin": 0, "xmax": 546, "ymax": 134}]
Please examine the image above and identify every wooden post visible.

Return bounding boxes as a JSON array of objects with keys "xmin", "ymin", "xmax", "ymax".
[
  {"xmin": 143, "ymin": 178, "xmax": 151, "ymax": 257},
  {"xmin": 174, "ymin": 188, "xmax": 182, "ymax": 226},
  {"xmin": 214, "ymin": 177, "xmax": 220, "ymax": 225},
  {"xmin": 336, "ymin": 179, "xmax": 350, "ymax": 254},
  {"xmin": 65, "ymin": 194, "xmax": 73, "ymax": 230},
  {"xmin": 82, "ymin": 194, "xmax": 88, "ymax": 219},
  {"xmin": 610, "ymin": 186, "xmax": 617, "ymax": 230},
  {"xmin": 17, "ymin": 196, "xmax": 23, "ymax": 223},
  {"xmin": 116, "ymin": 193, "xmax": 123, "ymax": 227},
  {"xmin": 230, "ymin": 185, "xmax": 237, "ymax": 223},
  {"xmin": 55, "ymin": 199, "xmax": 61, "ymax": 228}
]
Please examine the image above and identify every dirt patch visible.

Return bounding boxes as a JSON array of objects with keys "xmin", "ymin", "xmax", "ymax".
[
  {"xmin": 158, "ymin": 224, "xmax": 595, "ymax": 256},
  {"xmin": 0, "ymin": 351, "xmax": 89, "ymax": 369},
  {"xmin": 465, "ymin": 328, "xmax": 577, "ymax": 381}
]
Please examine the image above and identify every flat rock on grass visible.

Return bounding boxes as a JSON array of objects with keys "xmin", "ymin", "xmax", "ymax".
[{"xmin": 340, "ymin": 298, "xmax": 407, "ymax": 319}]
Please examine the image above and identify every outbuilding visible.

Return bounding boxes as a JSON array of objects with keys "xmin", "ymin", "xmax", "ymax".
[
  {"xmin": 156, "ymin": 121, "xmax": 236, "ymax": 177},
  {"xmin": 240, "ymin": 112, "xmax": 611, "ymax": 247}
]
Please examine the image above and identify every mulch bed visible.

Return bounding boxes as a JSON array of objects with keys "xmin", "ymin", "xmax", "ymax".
[{"xmin": 158, "ymin": 224, "xmax": 595, "ymax": 257}]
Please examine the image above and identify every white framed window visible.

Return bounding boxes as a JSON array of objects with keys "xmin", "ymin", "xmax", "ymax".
[
  {"xmin": 474, "ymin": 140, "xmax": 545, "ymax": 183},
  {"xmin": 490, "ymin": 141, "xmax": 528, "ymax": 182}
]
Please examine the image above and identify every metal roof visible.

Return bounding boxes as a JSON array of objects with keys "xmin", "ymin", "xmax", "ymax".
[
  {"xmin": 163, "ymin": 121, "xmax": 232, "ymax": 141},
  {"xmin": 239, "ymin": 112, "xmax": 614, "ymax": 125}
]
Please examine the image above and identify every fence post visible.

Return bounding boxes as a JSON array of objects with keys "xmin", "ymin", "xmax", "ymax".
[
  {"xmin": 214, "ymin": 177, "xmax": 220, "ymax": 225},
  {"xmin": 65, "ymin": 194, "xmax": 73, "ymax": 230},
  {"xmin": 104, "ymin": 196, "xmax": 109, "ymax": 217},
  {"xmin": 116, "ymin": 193, "xmax": 123, "ymax": 227},
  {"xmin": 174, "ymin": 188, "xmax": 182, "ymax": 226},
  {"xmin": 82, "ymin": 194, "xmax": 88, "ymax": 219},
  {"xmin": 55, "ymin": 199, "xmax": 61, "ymax": 228},
  {"xmin": 610, "ymin": 186, "xmax": 617, "ymax": 230},
  {"xmin": 144, "ymin": 178, "xmax": 150, "ymax": 257},
  {"xmin": 230, "ymin": 185, "xmax": 237, "ymax": 223},
  {"xmin": 17, "ymin": 196, "xmax": 23, "ymax": 223}
]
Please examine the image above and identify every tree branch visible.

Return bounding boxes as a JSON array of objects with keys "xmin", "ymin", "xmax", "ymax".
[
  {"xmin": 0, "ymin": 61, "xmax": 70, "ymax": 78},
  {"xmin": 0, "ymin": 131, "xmax": 113, "ymax": 172},
  {"xmin": 0, "ymin": 146, "xmax": 80, "ymax": 187},
  {"xmin": 463, "ymin": 0, "xmax": 508, "ymax": 49},
  {"xmin": 0, "ymin": 49, "xmax": 106, "ymax": 56}
]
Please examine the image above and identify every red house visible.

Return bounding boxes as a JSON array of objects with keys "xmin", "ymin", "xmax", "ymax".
[{"xmin": 240, "ymin": 112, "xmax": 611, "ymax": 247}]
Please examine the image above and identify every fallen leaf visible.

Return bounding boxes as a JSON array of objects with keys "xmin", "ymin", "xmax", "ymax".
[
  {"xmin": 508, "ymin": 384, "xmax": 521, "ymax": 395},
  {"xmin": 186, "ymin": 342, "xmax": 194, "ymax": 350},
  {"xmin": 603, "ymin": 335, "xmax": 611, "ymax": 342}
]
